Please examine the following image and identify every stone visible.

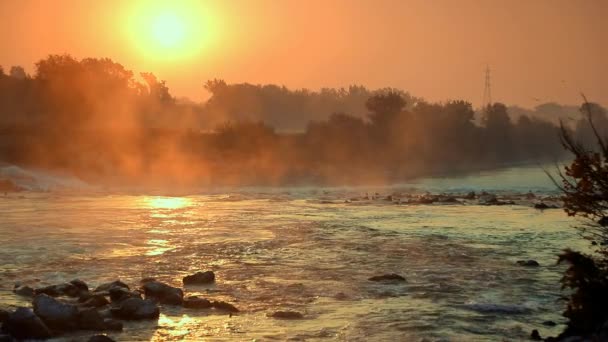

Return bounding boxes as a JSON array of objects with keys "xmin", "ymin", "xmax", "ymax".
[
  {"xmin": 2, "ymin": 307, "xmax": 52, "ymax": 339},
  {"xmin": 94, "ymin": 280, "xmax": 129, "ymax": 293},
  {"xmin": 270, "ymin": 311, "xmax": 304, "ymax": 319},
  {"xmin": 70, "ymin": 279, "xmax": 89, "ymax": 292},
  {"xmin": 36, "ymin": 282, "xmax": 81, "ymax": 297},
  {"xmin": 103, "ymin": 318, "xmax": 123, "ymax": 331},
  {"xmin": 534, "ymin": 202, "xmax": 558, "ymax": 210},
  {"xmin": 142, "ymin": 281, "xmax": 183, "ymax": 305},
  {"xmin": 183, "ymin": 296, "xmax": 212, "ymax": 309},
  {"xmin": 183, "ymin": 271, "xmax": 215, "ymax": 285},
  {"xmin": 13, "ymin": 285, "xmax": 34, "ymax": 297},
  {"xmin": 110, "ymin": 298, "xmax": 159, "ymax": 320},
  {"xmin": 464, "ymin": 191, "xmax": 476, "ymax": 199},
  {"xmin": 0, "ymin": 308, "xmax": 9, "ymax": 324},
  {"xmin": 517, "ymin": 260, "xmax": 540, "ymax": 267},
  {"xmin": 109, "ymin": 287, "xmax": 141, "ymax": 304},
  {"xmin": 33, "ymin": 294, "xmax": 79, "ymax": 330},
  {"xmin": 368, "ymin": 274, "xmax": 406, "ymax": 282},
  {"xmin": 140, "ymin": 277, "xmax": 156, "ymax": 284},
  {"xmin": 212, "ymin": 301, "xmax": 239, "ymax": 313},
  {"xmin": 82, "ymin": 294, "xmax": 110, "ymax": 308},
  {"xmin": 88, "ymin": 335, "xmax": 116, "ymax": 342},
  {"xmin": 530, "ymin": 329, "xmax": 542, "ymax": 340},
  {"xmin": 78, "ymin": 307, "xmax": 106, "ymax": 330}
]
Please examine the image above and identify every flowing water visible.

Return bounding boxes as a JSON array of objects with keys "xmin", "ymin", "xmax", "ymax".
[{"xmin": 0, "ymin": 165, "xmax": 590, "ymax": 341}]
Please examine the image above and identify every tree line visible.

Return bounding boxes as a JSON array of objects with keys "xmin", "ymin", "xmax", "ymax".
[{"xmin": 0, "ymin": 55, "xmax": 605, "ymax": 186}]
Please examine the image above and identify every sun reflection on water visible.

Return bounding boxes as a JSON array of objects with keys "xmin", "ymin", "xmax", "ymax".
[{"xmin": 145, "ymin": 196, "xmax": 192, "ymax": 209}]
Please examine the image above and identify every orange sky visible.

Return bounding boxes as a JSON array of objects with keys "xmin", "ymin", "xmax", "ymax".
[{"xmin": 0, "ymin": 0, "xmax": 606, "ymax": 107}]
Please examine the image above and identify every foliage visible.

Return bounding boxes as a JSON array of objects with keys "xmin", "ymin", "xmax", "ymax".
[{"xmin": 552, "ymin": 98, "xmax": 608, "ymax": 340}]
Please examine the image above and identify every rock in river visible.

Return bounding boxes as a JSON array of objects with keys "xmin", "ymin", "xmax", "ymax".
[
  {"xmin": 2, "ymin": 307, "xmax": 52, "ymax": 339},
  {"xmin": 368, "ymin": 274, "xmax": 406, "ymax": 282},
  {"xmin": 109, "ymin": 287, "xmax": 141, "ymax": 304},
  {"xmin": 142, "ymin": 281, "xmax": 183, "ymax": 305},
  {"xmin": 78, "ymin": 307, "xmax": 122, "ymax": 331},
  {"xmin": 183, "ymin": 296, "xmax": 212, "ymax": 309},
  {"xmin": 110, "ymin": 298, "xmax": 159, "ymax": 320},
  {"xmin": 94, "ymin": 280, "xmax": 129, "ymax": 293},
  {"xmin": 13, "ymin": 284, "xmax": 34, "ymax": 297},
  {"xmin": 183, "ymin": 271, "xmax": 215, "ymax": 285},
  {"xmin": 88, "ymin": 335, "xmax": 116, "ymax": 342},
  {"xmin": 212, "ymin": 301, "xmax": 239, "ymax": 313},
  {"xmin": 33, "ymin": 294, "xmax": 79, "ymax": 330},
  {"xmin": 270, "ymin": 311, "xmax": 304, "ymax": 319},
  {"xmin": 517, "ymin": 260, "xmax": 540, "ymax": 267}
]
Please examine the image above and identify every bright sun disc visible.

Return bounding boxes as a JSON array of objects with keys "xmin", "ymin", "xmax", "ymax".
[
  {"xmin": 151, "ymin": 13, "xmax": 187, "ymax": 48},
  {"xmin": 125, "ymin": 1, "xmax": 214, "ymax": 61}
]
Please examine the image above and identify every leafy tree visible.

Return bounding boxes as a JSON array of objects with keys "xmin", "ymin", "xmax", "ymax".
[
  {"xmin": 9, "ymin": 66, "xmax": 27, "ymax": 79},
  {"xmin": 548, "ymin": 98, "xmax": 608, "ymax": 340}
]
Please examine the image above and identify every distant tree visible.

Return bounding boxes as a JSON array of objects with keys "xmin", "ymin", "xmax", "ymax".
[
  {"xmin": 9, "ymin": 66, "xmax": 27, "ymax": 79},
  {"xmin": 574, "ymin": 102, "xmax": 608, "ymax": 149},
  {"xmin": 365, "ymin": 91, "xmax": 406, "ymax": 127},
  {"xmin": 483, "ymin": 102, "xmax": 514, "ymax": 162},
  {"xmin": 140, "ymin": 72, "xmax": 173, "ymax": 104}
]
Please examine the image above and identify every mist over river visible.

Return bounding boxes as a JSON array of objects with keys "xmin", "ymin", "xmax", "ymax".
[{"xmin": 0, "ymin": 165, "xmax": 587, "ymax": 341}]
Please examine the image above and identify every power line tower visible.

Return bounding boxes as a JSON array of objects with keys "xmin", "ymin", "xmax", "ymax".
[{"xmin": 482, "ymin": 65, "xmax": 492, "ymax": 110}]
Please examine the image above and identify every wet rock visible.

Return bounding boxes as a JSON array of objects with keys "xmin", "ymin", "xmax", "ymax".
[
  {"xmin": 140, "ymin": 277, "xmax": 156, "ymax": 284},
  {"xmin": 542, "ymin": 320, "xmax": 557, "ymax": 326},
  {"xmin": 36, "ymin": 282, "xmax": 81, "ymax": 297},
  {"xmin": 13, "ymin": 284, "xmax": 34, "ymax": 297},
  {"xmin": 88, "ymin": 335, "xmax": 116, "ymax": 342},
  {"xmin": 534, "ymin": 202, "xmax": 558, "ymax": 210},
  {"xmin": 82, "ymin": 294, "xmax": 110, "ymax": 308},
  {"xmin": 2, "ymin": 307, "xmax": 52, "ymax": 339},
  {"xmin": 438, "ymin": 196, "xmax": 459, "ymax": 203},
  {"xmin": 478, "ymin": 194, "xmax": 497, "ymax": 205},
  {"xmin": 464, "ymin": 191, "xmax": 476, "ymax": 200},
  {"xmin": 78, "ymin": 307, "xmax": 106, "ymax": 330},
  {"xmin": 33, "ymin": 293, "xmax": 79, "ymax": 330},
  {"xmin": 142, "ymin": 281, "xmax": 183, "ymax": 305},
  {"xmin": 109, "ymin": 287, "xmax": 141, "ymax": 304},
  {"xmin": 530, "ymin": 329, "xmax": 542, "ymax": 340},
  {"xmin": 0, "ymin": 308, "xmax": 9, "ymax": 324},
  {"xmin": 110, "ymin": 298, "xmax": 159, "ymax": 320},
  {"xmin": 183, "ymin": 271, "xmax": 215, "ymax": 285},
  {"xmin": 368, "ymin": 274, "xmax": 406, "ymax": 282},
  {"xmin": 94, "ymin": 280, "xmax": 129, "ymax": 293},
  {"xmin": 270, "ymin": 311, "xmax": 304, "ymax": 319},
  {"xmin": 212, "ymin": 301, "xmax": 239, "ymax": 313},
  {"xmin": 103, "ymin": 318, "xmax": 123, "ymax": 331},
  {"xmin": 78, "ymin": 307, "xmax": 122, "ymax": 331},
  {"xmin": 183, "ymin": 296, "xmax": 212, "ymax": 309},
  {"xmin": 517, "ymin": 260, "xmax": 540, "ymax": 267},
  {"xmin": 70, "ymin": 279, "xmax": 89, "ymax": 292}
]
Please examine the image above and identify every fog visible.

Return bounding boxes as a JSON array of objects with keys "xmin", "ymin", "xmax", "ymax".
[{"xmin": 0, "ymin": 55, "xmax": 605, "ymax": 187}]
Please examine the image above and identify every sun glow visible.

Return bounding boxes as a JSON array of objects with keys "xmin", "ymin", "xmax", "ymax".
[
  {"xmin": 145, "ymin": 197, "xmax": 192, "ymax": 210},
  {"xmin": 125, "ymin": 1, "xmax": 214, "ymax": 61}
]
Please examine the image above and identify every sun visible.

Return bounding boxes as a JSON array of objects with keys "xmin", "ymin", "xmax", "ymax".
[
  {"xmin": 125, "ymin": 1, "xmax": 215, "ymax": 61},
  {"xmin": 151, "ymin": 12, "xmax": 187, "ymax": 48}
]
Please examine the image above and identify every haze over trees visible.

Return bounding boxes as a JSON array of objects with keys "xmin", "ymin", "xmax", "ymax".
[{"xmin": 0, "ymin": 55, "xmax": 605, "ymax": 186}]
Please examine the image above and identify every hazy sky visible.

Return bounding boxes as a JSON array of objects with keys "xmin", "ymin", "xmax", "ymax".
[{"xmin": 0, "ymin": 0, "xmax": 606, "ymax": 107}]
